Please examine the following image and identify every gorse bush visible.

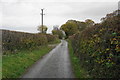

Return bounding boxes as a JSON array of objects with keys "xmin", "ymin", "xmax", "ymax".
[
  {"xmin": 2, "ymin": 30, "xmax": 58, "ymax": 55},
  {"xmin": 69, "ymin": 10, "xmax": 120, "ymax": 78},
  {"xmin": 46, "ymin": 34, "xmax": 58, "ymax": 43}
]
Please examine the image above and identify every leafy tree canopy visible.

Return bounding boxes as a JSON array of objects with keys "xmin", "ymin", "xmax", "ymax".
[
  {"xmin": 37, "ymin": 25, "xmax": 48, "ymax": 33},
  {"xmin": 52, "ymin": 30, "xmax": 64, "ymax": 39},
  {"xmin": 60, "ymin": 21, "xmax": 79, "ymax": 37}
]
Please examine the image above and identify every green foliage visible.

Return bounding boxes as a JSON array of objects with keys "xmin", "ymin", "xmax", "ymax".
[
  {"xmin": 77, "ymin": 22, "xmax": 87, "ymax": 31},
  {"xmin": 68, "ymin": 40, "xmax": 90, "ymax": 78},
  {"xmin": 52, "ymin": 30, "xmax": 64, "ymax": 39},
  {"xmin": 85, "ymin": 19, "xmax": 94, "ymax": 27},
  {"xmin": 69, "ymin": 11, "xmax": 120, "ymax": 78},
  {"xmin": 46, "ymin": 34, "xmax": 58, "ymax": 43},
  {"xmin": 37, "ymin": 25, "xmax": 48, "ymax": 33},
  {"xmin": 2, "ymin": 30, "xmax": 58, "ymax": 55},
  {"xmin": 2, "ymin": 46, "xmax": 54, "ymax": 78},
  {"xmin": 60, "ymin": 21, "xmax": 79, "ymax": 37},
  {"xmin": 60, "ymin": 20, "xmax": 89, "ymax": 38}
]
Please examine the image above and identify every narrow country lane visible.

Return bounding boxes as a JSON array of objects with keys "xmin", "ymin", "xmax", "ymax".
[{"xmin": 21, "ymin": 40, "xmax": 74, "ymax": 78}]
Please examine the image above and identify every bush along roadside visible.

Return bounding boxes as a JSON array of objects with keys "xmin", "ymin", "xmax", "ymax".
[
  {"xmin": 69, "ymin": 12, "xmax": 120, "ymax": 78},
  {"xmin": 2, "ymin": 30, "xmax": 59, "ymax": 55},
  {"xmin": 68, "ymin": 40, "xmax": 90, "ymax": 78}
]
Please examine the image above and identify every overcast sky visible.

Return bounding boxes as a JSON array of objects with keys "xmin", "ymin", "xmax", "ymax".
[{"xmin": 0, "ymin": 0, "xmax": 119, "ymax": 33}]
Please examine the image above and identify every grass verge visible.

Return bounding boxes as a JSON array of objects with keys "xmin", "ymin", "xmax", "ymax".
[
  {"xmin": 68, "ymin": 40, "xmax": 90, "ymax": 78},
  {"xmin": 2, "ymin": 45, "xmax": 55, "ymax": 78}
]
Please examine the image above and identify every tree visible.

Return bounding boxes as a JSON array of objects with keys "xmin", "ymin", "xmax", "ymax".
[
  {"xmin": 101, "ymin": 10, "xmax": 120, "ymax": 22},
  {"xmin": 60, "ymin": 19, "xmax": 94, "ymax": 38},
  {"xmin": 52, "ymin": 30, "xmax": 64, "ymax": 39},
  {"xmin": 53, "ymin": 25, "xmax": 59, "ymax": 30},
  {"xmin": 60, "ymin": 22, "xmax": 79, "ymax": 37},
  {"xmin": 37, "ymin": 25, "xmax": 48, "ymax": 33},
  {"xmin": 77, "ymin": 21, "xmax": 87, "ymax": 31},
  {"xmin": 85, "ymin": 19, "xmax": 95, "ymax": 27},
  {"xmin": 60, "ymin": 20, "xmax": 79, "ymax": 37},
  {"xmin": 65, "ymin": 20, "xmax": 87, "ymax": 31}
]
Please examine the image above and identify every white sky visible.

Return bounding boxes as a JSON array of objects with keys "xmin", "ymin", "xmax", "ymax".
[{"xmin": 0, "ymin": 0, "xmax": 119, "ymax": 33}]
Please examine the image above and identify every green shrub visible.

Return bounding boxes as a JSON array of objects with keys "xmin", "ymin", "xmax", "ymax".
[
  {"xmin": 46, "ymin": 34, "xmax": 57, "ymax": 43},
  {"xmin": 69, "ymin": 12, "xmax": 120, "ymax": 78},
  {"xmin": 2, "ymin": 30, "xmax": 58, "ymax": 55}
]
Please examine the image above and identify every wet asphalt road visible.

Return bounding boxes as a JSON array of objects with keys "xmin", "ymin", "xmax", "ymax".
[{"xmin": 21, "ymin": 40, "xmax": 74, "ymax": 78}]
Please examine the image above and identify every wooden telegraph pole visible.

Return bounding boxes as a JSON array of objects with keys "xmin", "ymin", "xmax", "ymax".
[{"xmin": 40, "ymin": 9, "xmax": 45, "ymax": 33}]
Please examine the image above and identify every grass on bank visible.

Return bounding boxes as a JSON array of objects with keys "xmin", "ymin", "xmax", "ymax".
[
  {"xmin": 68, "ymin": 40, "xmax": 90, "ymax": 78},
  {"xmin": 2, "ymin": 45, "xmax": 56, "ymax": 78}
]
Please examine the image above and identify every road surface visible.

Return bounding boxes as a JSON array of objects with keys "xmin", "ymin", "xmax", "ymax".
[{"xmin": 21, "ymin": 40, "xmax": 74, "ymax": 78}]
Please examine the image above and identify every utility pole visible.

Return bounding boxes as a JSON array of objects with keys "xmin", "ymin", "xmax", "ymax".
[{"xmin": 40, "ymin": 9, "xmax": 45, "ymax": 33}]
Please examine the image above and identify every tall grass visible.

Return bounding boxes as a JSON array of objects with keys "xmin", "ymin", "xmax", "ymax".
[
  {"xmin": 68, "ymin": 40, "xmax": 90, "ymax": 78},
  {"xmin": 2, "ymin": 45, "xmax": 55, "ymax": 78}
]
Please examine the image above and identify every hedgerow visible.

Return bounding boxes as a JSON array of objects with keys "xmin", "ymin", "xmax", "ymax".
[
  {"xmin": 69, "ymin": 11, "xmax": 120, "ymax": 78},
  {"xmin": 2, "ymin": 30, "xmax": 58, "ymax": 55}
]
